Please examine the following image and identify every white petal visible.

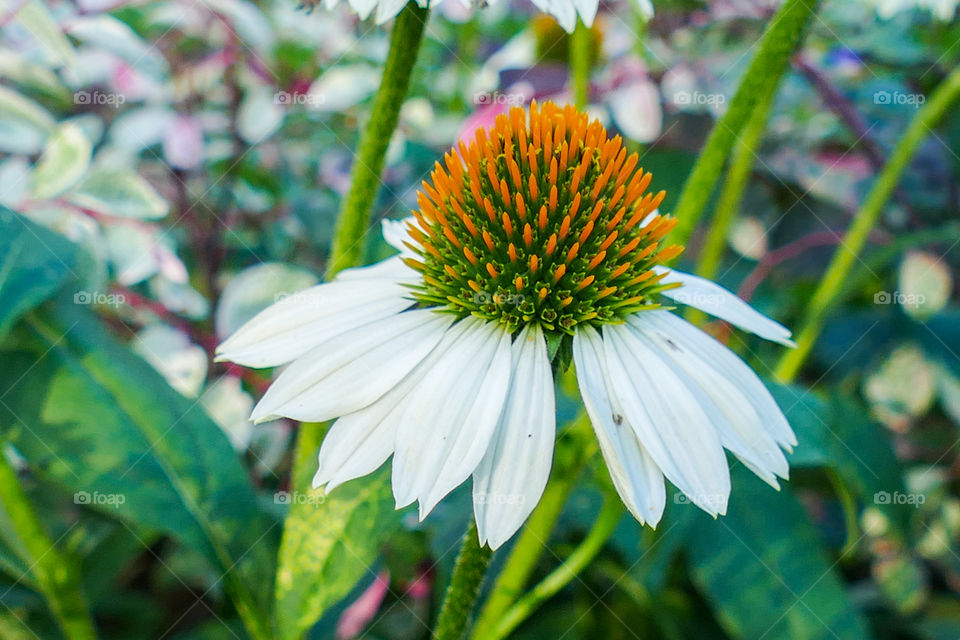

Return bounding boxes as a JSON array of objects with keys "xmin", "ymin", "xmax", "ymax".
[
  {"xmin": 380, "ymin": 217, "xmax": 421, "ymax": 257},
  {"xmin": 375, "ymin": 0, "xmax": 411, "ymax": 23},
  {"xmin": 653, "ymin": 267, "xmax": 794, "ymax": 346},
  {"xmin": 473, "ymin": 325, "xmax": 555, "ymax": 549},
  {"xmin": 635, "ymin": 310, "xmax": 796, "ymax": 449},
  {"xmin": 603, "ymin": 323, "xmax": 731, "ymax": 516},
  {"xmin": 628, "ymin": 313, "xmax": 789, "ymax": 487},
  {"xmin": 216, "ymin": 272, "xmax": 412, "ymax": 368},
  {"xmin": 635, "ymin": 0, "xmax": 654, "ymax": 19},
  {"xmin": 334, "ymin": 255, "xmax": 418, "ymax": 282},
  {"xmin": 251, "ymin": 309, "xmax": 452, "ymax": 422},
  {"xmin": 572, "ymin": 0, "xmax": 598, "ymax": 26},
  {"xmin": 532, "ymin": 0, "xmax": 577, "ymax": 32},
  {"xmin": 573, "ymin": 326, "xmax": 666, "ymax": 525},
  {"xmin": 348, "ymin": 0, "xmax": 378, "ymax": 19},
  {"xmin": 391, "ymin": 317, "xmax": 512, "ymax": 518}
]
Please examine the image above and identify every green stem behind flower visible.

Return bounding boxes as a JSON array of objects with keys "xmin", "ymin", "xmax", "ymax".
[
  {"xmin": 774, "ymin": 65, "xmax": 960, "ymax": 383},
  {"xmin": 570, "ymin": 20, "xmax": 591, "ymax": 109},
  {"xmin": 471, "ymin": 412, "xmax": 596, "ymax": 639},
  {"xmin": 325, "ymin": 2, "xmax": 430, "ymax": 278},
  {"xmin": 0, "ymin": 445, "xmax": 98, "ymax": 640},
  {"xmin": 687, "ymin": 89, "xmax": 776, "ymax": 327},
  {"xmin": 488, "ymin": 496, "xmax": 624, "ymax": 640},
  {"xmin": 671, "ymin": 0, "xmax": 820, "ymax": 245},
  {"xmin": 434, "ymin": 520, "xmax": 492, "ymax": 640}
]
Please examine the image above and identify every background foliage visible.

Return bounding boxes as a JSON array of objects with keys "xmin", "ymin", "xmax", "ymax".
[{"xmin": 1, "ymin": 0, "xmax": 959, "ymax": 638}]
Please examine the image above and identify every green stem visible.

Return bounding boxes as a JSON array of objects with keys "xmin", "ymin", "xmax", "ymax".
[
  {"xmin": 0, "ymin": 445, "xmax": 98, "ymax": 640},
  {"xmin": 471, "ymin": 413, "xmax": 595, "ymax": 639},
  {"xmin": 325, "ymin": 2, "xmax": 430, "ymax": 277},
  {"xmin": 671, "ymin": 0, "xmax": 820, "ymax": 245},
  {"xmin": 687, "ymin": 89, "xmax": 776, "ymax": 327},
  {"xmin": 774, "ymin": 65, "xmax": 960, "ymax": 383},
  {"xmin": 434, "ymin": 519, "xmax": 492, "ymax": 640},
  {"xmin": 569, "ymin": 20, "xmax": 591, "ymax": 109},
  {"xmin": 489, "ymin": 496, "xmax": 624, "ymax": 640},
  {"xmin": 694, "ymin": 89, "xmax": 775, "ymax": 283}
]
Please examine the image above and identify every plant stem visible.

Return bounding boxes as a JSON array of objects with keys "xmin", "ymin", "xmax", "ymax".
[
  {"xmin": 671, "ymin": 0, "xmax": 820, "ymax": 245},
  {"xmin": 0, "ymin": 445, "xmax": 98, "ymax": 640},
  {"xmin": 434, "ymin": 519, "xmax": 492, "ymax": 640},
  {"xmin": 471, "ymin": 413, "xmax": 595, "ymax": 639},
  {"xmin": 774, "ymin": 65, "xmax": 960, "ymax": 383},
  {"xmin": 489, "ymin": 496, "xmax": 624, "ymax": 640},
  {"xmin": 569, "ymin": 20, "xmax": 591, "ymax": 109},
  {"xmin": 687, "ymin": 89, "xmax": 776, "ymax": 327},
  {"xmin": 325, "ymin": 2, "xmax": 430, "ymax": 277}
]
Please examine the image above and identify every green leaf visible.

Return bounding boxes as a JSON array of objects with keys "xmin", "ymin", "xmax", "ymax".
[
  {"xmin": 30, "ymin": 123, "xmax": 91, "ymax": 200},
  {"xmin": 0, "ymin": 300, "xmax": 277, "ymax": 638},
  {"xmin": 275, "ymin": 467, "xmax": 401, "ymax": 640},
  {"xmin": 66, "ymin": 168, "xmax": 168, "ymax": 219},
  {"xmin": 15, "ymin": 2, "xmax": 78, "ymax": 71},
  {"xmin": 0, "ymin": 206, "xmax": 79, "ymax": 340},
  {"xmin": 0, "ymin": 85, "xmax": 55, "ymax": 154},
  {"xmin": 687, "ymin": 472, "xmax": 872, "ymax": 640}
]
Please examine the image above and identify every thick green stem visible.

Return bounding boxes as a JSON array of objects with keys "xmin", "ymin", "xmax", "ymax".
[
  {"xmin": 0, "ymin": 446, "xmax": 98, "ymax": 640},
  {"xmin": 489, "ymin": 496, "xmax": 624, "ymax": 640},
  {"xmin": 671, "ymin": 0, "xmax": 820, "ymax": 245},
  {"xmin": 774, "ymin": 65, "xmax": 960, "ymax": 383},
  {"xmin": 434, "ymin": 520, "xmax": 492, "ymax": 640},
  {"xmin": 471, "ymin": 413, "xmax": 595, "ymax": 639},
  {"xmin": 325, "ymin": 2, "xmax": 430, "ymax": 277},
  {"xmin": 694, "ymin": 89, "xmax": 775, "ymax": 283},
  {"xmin": 569, "ymin": 20, "xmax": 591, "ymax": 109},
  {"xmin": 687, "ymin": 90, "xmax": 776, "ymax": 328}
]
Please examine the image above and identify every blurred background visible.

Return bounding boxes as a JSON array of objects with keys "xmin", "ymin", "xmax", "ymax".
[{"xmin": 0, "ymin": 0, "xmax": 959, "ymax": 638}]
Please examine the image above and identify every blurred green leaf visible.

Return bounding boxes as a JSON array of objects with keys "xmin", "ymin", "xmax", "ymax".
[
  {"xmin": 275, "ymin": 467, "xmax": 401, "ymax": 640},
  {"xmin": 0, "ymin": 299, "xmax": 278, "ymax": 637},
  {"xmin": 15, "ymin": 2, "xmax": 78, "ymax": 71},
  {"xmin": 30, "ymin": 123, "xmax": 91, "ymax": 200},
  {"xmin": 687, "ymin": 472, "xmax": 872, "ymax": 640},
  {"xmin": 0, "ymin": 206, "xmax": 79, "ymax": 340},
  {"xmin": 66, "ymin": 168, "xmax": 168, "ymax": 219},
  {"xmin": 0, "ymin": 84, "xmax": 55, "ymax": 154}
]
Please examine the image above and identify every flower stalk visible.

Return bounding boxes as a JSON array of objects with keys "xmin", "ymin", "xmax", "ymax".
[
  {"xmin": 775, "ymin": 64, "xmax": 960, "ymax": 383},
  {"xmin": 671, "ymin": 0, "xmax": 821, "ymax": 245},
  {"xmin": 325, "ymin": 1, "xmax": 430, "ymax": 278},
  {"xmin": 489, "ymin": 495, "xmax": 624, "ymax": 640},
  {"xmin": 570, "ymin": 20, "xmax": 591, "ymax": 108},
  {"xmin": 434, "ymin": 520, "xmax": 493, "ymax": 640},
  {"xmin": 0, "ymin": 444, "xmax": 98, "ymax": 640}
]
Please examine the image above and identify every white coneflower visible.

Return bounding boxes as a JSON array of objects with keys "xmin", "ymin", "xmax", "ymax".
[
  {"xmin": 218, "ymin": 101, "xmax": 795, "ymax": 549},
  {"xmin": 309, "ymin": 0, "xmax": 654, "ymax": 32}
]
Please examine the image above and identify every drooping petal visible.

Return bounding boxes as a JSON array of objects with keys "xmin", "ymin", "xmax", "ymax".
[
  {"xmin": 216, "ymin": 265, "xmax": 413, "ymax": 368},
  {"xmin": 473, "ymin": 325, "xmax": 556, "ymax": 549},
  {"xmin": 380, "ymin": 217, "xmax": 421, "ymax": 257},
  {"xmin": 635, "ymin": 310, "xmax": 796, "ymax": 450},
  {"xmin": 250, "ymin": 309, "xmax": 452, "ymax": 423},
  {"xmin": 603, "ymin": 323, "xmax": 731, "ymax": 516},
  {"xmin": 653, "ymin": 266, "xmax": 794, "ymax": 346},
  {"xmin": 530, "ymin": 0, "xmax": 577, "ymax": 32},
  {"xmin": 571, "ymin": 0, "xmax": 598, "ymax": 26},
  {"xmin": 573, "ymin": 325, "xmax": 666, "ymax": 525},
  {"xmin": 375, "ymin": 0, "xmax": 410, "ymax": 23},
  {"xmin": 391, "ymin": 317, "xmax": 512, "ymax": 519},
  {"xmin": 628, "ymin": 312, "xmax": 789, "ymax": 487}
]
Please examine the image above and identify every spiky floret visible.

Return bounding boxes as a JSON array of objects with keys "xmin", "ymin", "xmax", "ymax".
[{"xmin": 402, "ymin": 101, "xmax": 683, "ymax": 336}]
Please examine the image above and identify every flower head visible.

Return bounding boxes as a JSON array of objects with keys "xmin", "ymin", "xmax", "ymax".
[{"xmin": 218, "ymin": 101, "xmax": 796, "ymax": 549}]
